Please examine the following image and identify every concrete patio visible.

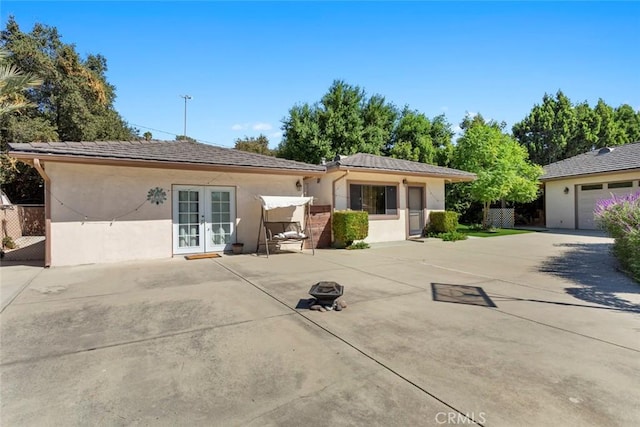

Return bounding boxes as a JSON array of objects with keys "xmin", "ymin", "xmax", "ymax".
[{"xmin": 1, "ymin": 230, "xmax": 639, "ymax": 426}]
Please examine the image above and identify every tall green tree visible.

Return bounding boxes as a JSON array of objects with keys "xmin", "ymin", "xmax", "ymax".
[
  {"xmin": 0, "ymin": 17, "xmax": 135, "ymax": 144},
  {"xmin": 513, "ymin": 91, "xmax": 640, "ymax": 165},
  {"xmin": 388, "ymin": 107, "xmax": 435, "ymax": 163},
  {"xmin": 279, "ymin": 103, "xmax": 329, "ymax": 164},
  {"xmin": 512, "ymin": 91, "xmax": 576, "ymax": 165},
  {"xmin": 234, "ymin": 134, "xmax": 274, "ymax": 156},
  {"xmin": 362, "ymin": 94, "xmax": 398, "ymax": 155},
  {"xmin": 318, "ymin": 80, "xmax": 366, "ymax": 155},
  {"xmin": 615, "ymin": 104, "xmax": 640, "ymax": 143},
  {"xmin": 0, "ymin": 17, "xmax": 136, "ymax": 202},
  {"xmin": 430, "ymin": 114, "xmax": 455, "ymax": 167},
  {"xmin": 278, "ymin": 80, "xmax": 397, "ymax": 164},
  {"xmin": 452, "ymin": 121, "xmax": 543, "ymax": 227},
  {"xmin": 593, "ymin": 99, "xmax": 625, "ymax": 146},
  {"xmin": 387, "ymin": 110, "xmax": 455, "ymax": 166}
]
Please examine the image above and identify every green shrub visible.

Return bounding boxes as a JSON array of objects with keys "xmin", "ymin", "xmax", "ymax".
[
  {"xmin": 425, "ymin": 211, "xmax": 459, "ymax": 235},
  {"xmin": 439, "ymin": 231, "xmax": 468, "ymax": 242},
  {"xmin": 333, "ymin": 210, "xmax": 369, "ymax": 247},
  {"xmin": 2, "ymin": 236, "xmax": 16, "ymax": 249},
  {"xmin": 347, "ymin": 241, "xmax": 370, "ymax": 250}
]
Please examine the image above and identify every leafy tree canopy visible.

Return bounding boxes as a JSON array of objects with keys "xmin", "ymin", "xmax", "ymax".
[
  {"xmin": 0, "ymin": 17, "xmax": 136, "ymax": 202},
  {"xmin": 452, "ymin": 120, "xmax": 543, "ymax": 226},
  {"xmin": 234, "ymin": 134, "xmax": 274, "ymax": 156},
  {"xmin": 175, "ymin": 135, "xmax": 197, "ymax": 142},
  {"xmin": 513, "ymin": 90, "xmax": 640, "ymax": 165},
  {"xmin": 278, "ymin": 80, "xmax": 453, "ymax": 167},
  {"xmin": 388, "ymin": 108, "xmax": 454, "ymax": 166}
]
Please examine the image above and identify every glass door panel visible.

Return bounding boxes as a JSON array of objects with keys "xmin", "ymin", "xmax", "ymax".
[
  {"xmin": 206, "ymin": 189, "xmax": 235, "ymax": 251},
  {"xmin": 408, "ymin": 187, "xmax": 424, "ymax": 236},
  {"xmin": 173, "ymin": 187, "xmax": 204, "ymax": 254}
]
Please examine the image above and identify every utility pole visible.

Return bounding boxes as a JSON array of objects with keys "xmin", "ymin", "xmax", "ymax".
[{"xmin": 180, "ymin": 95, "xmax": 192, "ymax": 138}]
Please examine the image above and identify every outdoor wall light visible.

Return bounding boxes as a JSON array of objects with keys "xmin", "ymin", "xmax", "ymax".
[
  {"xmin": 564, "ymin": 187, "xmax": 570, "ymax": 194},
  {"xmin": 296, "ymin": 180, "xmax": 302, "ymax": 191}
]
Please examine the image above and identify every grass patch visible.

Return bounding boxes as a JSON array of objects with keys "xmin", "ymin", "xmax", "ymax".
[{"xmin": 457, "ymin": 224, "xmax": 534, "ymax": 238}]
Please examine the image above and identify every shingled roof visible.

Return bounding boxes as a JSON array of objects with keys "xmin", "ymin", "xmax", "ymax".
[
  {"xmin": 326, "ymin": 153, "xmax": 476, "ymax": 181},
  {"xmin": 8, "ymin": 140, "xmax": 325, "ymax": 173},
  {"xmin": 541, "ymin": 142, "xmax": 640, "ymax": 181}
]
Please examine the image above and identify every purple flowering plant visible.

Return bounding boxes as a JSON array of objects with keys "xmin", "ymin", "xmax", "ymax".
[{"xmin": 594, "ymin": 190, "xmax": 640, "ymax": 281}]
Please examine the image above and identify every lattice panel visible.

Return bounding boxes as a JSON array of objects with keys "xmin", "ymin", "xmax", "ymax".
[{"xmin": 487, "ymin": 208, "xmax": 515, "ymax": 228}]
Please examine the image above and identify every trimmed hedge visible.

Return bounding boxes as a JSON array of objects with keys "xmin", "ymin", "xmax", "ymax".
[
  {"xmin": 333, "ymin": 210, "xmax": 369, "ymax": 248},
  {"xmin": 425, "ymin": 211, "xmax": 459, "ymax": 235}
]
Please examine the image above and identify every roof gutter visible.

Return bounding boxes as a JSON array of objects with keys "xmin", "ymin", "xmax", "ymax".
[{"xmin": 32, "ymin": 159, "xmax": 51, "ymax": 268}]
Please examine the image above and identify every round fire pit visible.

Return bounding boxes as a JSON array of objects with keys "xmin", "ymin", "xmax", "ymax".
[{"xmin": 309, "ymin": 281, "xmax": 344, "ymax": 306}]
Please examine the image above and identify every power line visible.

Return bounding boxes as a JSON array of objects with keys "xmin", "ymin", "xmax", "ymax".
[{"xmin": 130, "ymin": 123, "xmax": 233, "ymax": 148}]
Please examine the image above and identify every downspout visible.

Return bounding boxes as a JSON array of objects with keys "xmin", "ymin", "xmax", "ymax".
[
  {"xmin": 330, "ymin": 170, "xmax": 349, "ymax": 247},
  {"xmin": 331, "ymin": 170, "xmax": 349, "ymax": 211},
  {"xmin": 33, "ymin": 159, "xmax": 51, "ymax": 268}
]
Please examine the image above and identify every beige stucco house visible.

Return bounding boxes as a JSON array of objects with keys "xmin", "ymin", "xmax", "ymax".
[
  {"xmin": 305, "ymin": 153, "xmax": 475, "ymax": 242},
  {"xmin": 8, "ymin": 141, "xmax": 324, "ymax": 266},
  {"xmin": 8, "ymin": 142, "xmax": 475, "ymax": 266},
  {"xmin": 541, "ymin": 142, "xmax": 640, "ymax": 229}
]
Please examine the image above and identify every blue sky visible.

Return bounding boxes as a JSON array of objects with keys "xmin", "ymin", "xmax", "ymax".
[{"xmin": 2, "ymin": 1, "xmax": 638, "ymax": 148}]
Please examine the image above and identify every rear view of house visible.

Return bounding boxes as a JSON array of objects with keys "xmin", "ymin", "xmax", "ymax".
[{"xmin": 8, "ymin": 140, "xmax": 324, "ymax": 266}]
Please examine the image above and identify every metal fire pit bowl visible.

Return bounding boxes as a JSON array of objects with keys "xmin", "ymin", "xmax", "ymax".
[{"xmin": 309, "ymin": 281, "xmax": 344, "ymax": 306}]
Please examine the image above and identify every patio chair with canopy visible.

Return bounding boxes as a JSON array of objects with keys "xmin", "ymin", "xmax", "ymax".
[{"xmin": 256, "ymin": 195, "xmax": 315, "ymax": 257}]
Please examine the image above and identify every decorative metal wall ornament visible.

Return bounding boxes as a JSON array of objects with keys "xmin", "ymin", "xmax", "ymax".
[{"xmin": 147, "ymin": 187, "xmax": 167, "ymax": 205}]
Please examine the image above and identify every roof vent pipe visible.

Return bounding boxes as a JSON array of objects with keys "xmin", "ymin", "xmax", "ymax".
[{"xmin": 597, "ymin": 147, "xmax": 614, "ymax": 155}]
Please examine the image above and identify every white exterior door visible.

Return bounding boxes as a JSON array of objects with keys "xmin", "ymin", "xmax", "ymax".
[
  {"xmin": 173, "ymin": 185, "xmax": 236, "ymax": 254},
  {"xmin": 408, "ymin": 186, "xmax": 424, "ymax": 236}
]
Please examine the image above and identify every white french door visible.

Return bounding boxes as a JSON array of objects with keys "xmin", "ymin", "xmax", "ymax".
[{"xmin": 173, "ymin": 185, "xmax": 236, "ymax": 254}]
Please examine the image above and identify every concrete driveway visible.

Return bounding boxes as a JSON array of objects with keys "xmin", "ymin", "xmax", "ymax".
[{"xmin": 1, "ymin": 231, "xmax": 639, "ymax": 426}]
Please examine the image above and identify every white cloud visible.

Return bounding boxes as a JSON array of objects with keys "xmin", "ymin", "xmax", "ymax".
[
  {"xmin": 441, "ymin": 106, "xmax": 449, "ymax": 112},
  {"xmin": 253, "ymin": 122, "xmax": 272, "ymax": 131},
  {"xmin": 269, "ymin": 131, "xmax": 283, "ymax": 139},
  {"xmin": 452, "ymin": 125, "xmax": 462, "ymax": 133},
  {"xmin": 465, "ymin": 111, "xmax": 477, "ymax": 118},
  {"xmin": 231, "ymin": 124, "xmax": 245, "ymax": 131}
]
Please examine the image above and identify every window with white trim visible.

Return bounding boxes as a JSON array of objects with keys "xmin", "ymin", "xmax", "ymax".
[{"xmin": 349, "ymin": 184, "xmax": 398, "ymax": 215}]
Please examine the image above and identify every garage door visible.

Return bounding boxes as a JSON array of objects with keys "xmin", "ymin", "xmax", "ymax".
[{"xmin": 577, "ymin": 181, "xmax": 637, "ymax": 229}]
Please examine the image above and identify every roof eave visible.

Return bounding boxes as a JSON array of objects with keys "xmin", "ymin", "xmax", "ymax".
[
  {"xmin": 327, "ymin": 165, "xmax": 476, "ymax": 181},
  {"xmin": 540, "ymin": 167, "xmax": 640, "ymax": 182},
  {"xmin": 8, "ymin": 151, "xmax": 326, "ymax": 176}
]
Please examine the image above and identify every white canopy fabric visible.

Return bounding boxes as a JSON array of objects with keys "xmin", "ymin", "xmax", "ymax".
[
  {"xmin": 258, "ymin": 195, "xmax": 313, "ymax": 211},
  {"xmin": 0, "ymin": 190, "xmax": 12, "ymax": 206}
]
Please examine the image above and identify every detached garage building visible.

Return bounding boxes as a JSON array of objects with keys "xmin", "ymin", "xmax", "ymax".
[{"xmin": 541, "ymin": 142, "xmax": 640, "ymax": 230}]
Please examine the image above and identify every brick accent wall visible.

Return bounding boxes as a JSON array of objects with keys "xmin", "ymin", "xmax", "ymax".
[{"xmin": 305, "ymin": 205, "xmax": 331, "ymax": 249}]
